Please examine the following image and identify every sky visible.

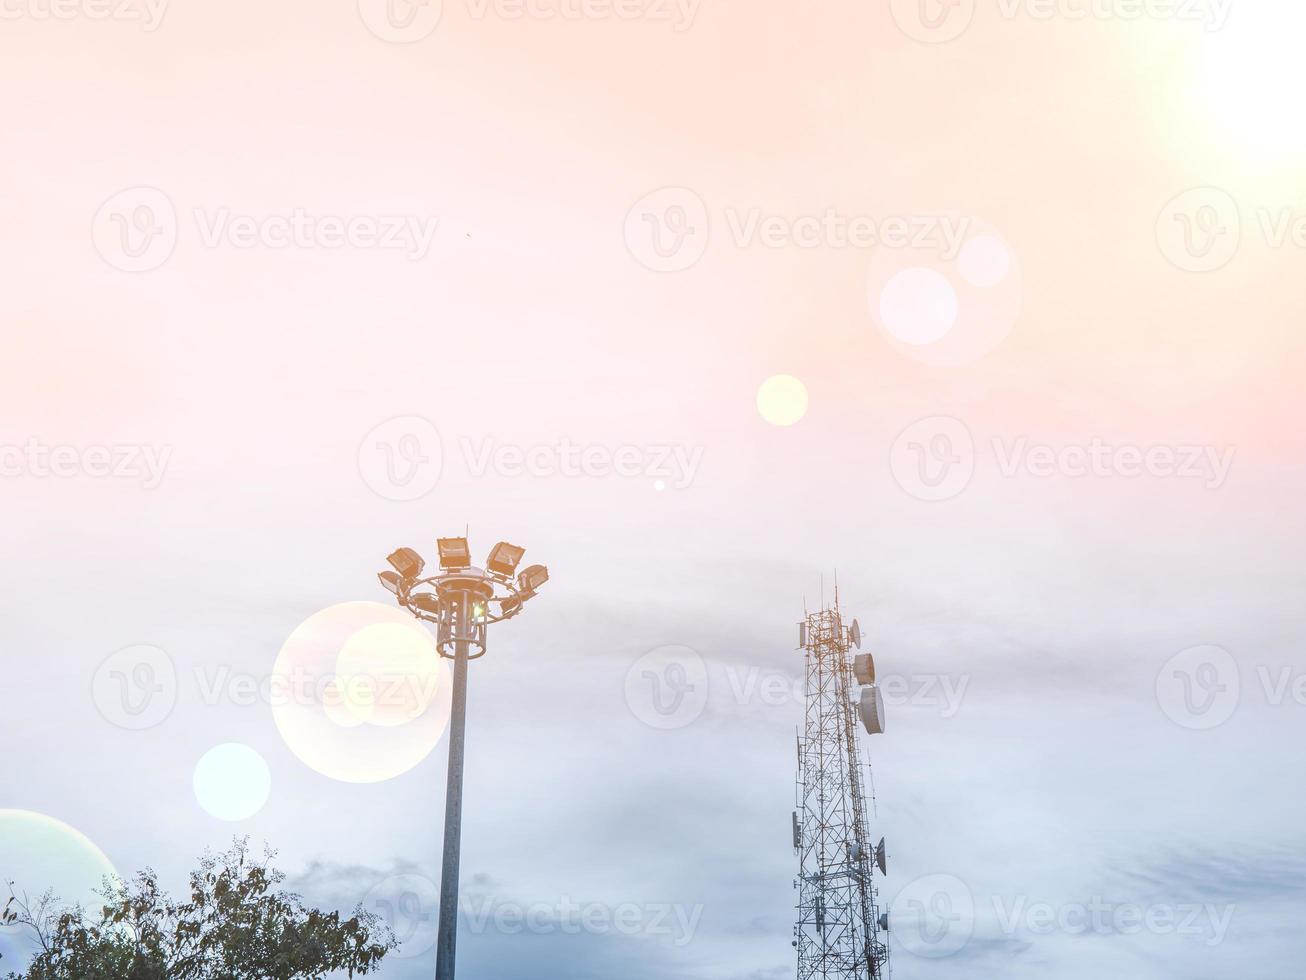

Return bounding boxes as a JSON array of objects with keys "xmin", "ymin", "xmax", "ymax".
[{"xmin": 2, "ymin": 1, "xmax": 1305, "ymax": 978}]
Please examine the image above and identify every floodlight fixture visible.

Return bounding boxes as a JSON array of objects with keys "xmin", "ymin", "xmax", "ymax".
[
  {"xmin": 486, "ymin": 541, "xmax": 526, "ymax": 577},
  {"xmin": 387, "ymin": 547, "xmax": 425, "ymax": 580},
  {"xmin": 411, "ymin": 593, "xmax": 442, "ymax": 614},
  {"xmin": 437, "ymin": 537, "xmax": 472, "ymax": 570},
  {"xmin": 517, "ymin": 564, "xmax": 549, "ymax": 594},
  {"xmin": 374, "ymin": 530, "xmax": 547, "ymax": 980}
]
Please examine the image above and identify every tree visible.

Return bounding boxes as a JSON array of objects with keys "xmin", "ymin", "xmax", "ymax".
[{"xmin": 2, "ymin": 840, "xmax": 395, "ymax": 980}]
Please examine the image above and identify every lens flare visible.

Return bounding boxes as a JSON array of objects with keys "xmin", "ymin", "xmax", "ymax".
[
  {"xmin": 272, "ymin": 602, "xmax": 452, "ymax": 784},
  {"xmin": 0, "ymin": 811, "xmax": 117, "ymax": 972},
  {"xmin": 868, "ymin": 219, "xmax": 1023, "ymax": 366},
  {"xmin": 1202, "ymin": 3, "xmax": 1306, "ymax": 160},
  {"xmin": 757, "ymin": 375, "xmax": 810, "ymax": 426},
  {"xmin": 193, "ymin": 743, "xmax": 272, "ymax": 822}
]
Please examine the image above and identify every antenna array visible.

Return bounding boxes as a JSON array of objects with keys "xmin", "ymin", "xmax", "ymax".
[{"xmin": 792, "ymin": 596, "xmax": 890, "ymax": 979}]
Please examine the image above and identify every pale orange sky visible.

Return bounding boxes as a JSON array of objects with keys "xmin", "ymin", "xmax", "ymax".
[{"xmin": 2, "ymin": 2, "xmax": 1304, "ymax": 979}]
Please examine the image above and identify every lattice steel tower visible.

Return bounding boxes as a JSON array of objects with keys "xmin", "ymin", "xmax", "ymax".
[{"xmin": 792, "ymin": 593, "xmax": 890, "ymax": 980}]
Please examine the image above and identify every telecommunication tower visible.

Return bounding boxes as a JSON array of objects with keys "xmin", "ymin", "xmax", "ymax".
[{"xmin": 792, "ymin": 593, "xmax": 890, "ymax": 979}]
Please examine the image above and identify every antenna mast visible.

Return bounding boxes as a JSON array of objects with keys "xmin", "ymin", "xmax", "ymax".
[{"xmin": 792, "ymin": 589, "xmax": 889, "ymax": 979}]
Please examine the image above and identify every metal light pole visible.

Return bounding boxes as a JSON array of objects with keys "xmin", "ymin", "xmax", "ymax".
[
  {"xmin": 377, "ymin": 536, "xmax": 549, "ymax": 980},
  {"xmin": 436, "ymin": 637, "xmax": 469, "ymax": 977}
]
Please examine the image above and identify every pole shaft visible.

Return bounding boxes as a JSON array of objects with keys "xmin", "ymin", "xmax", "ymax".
[{"xmin": 435, "ymin": 638, "xmax": 469, "ymax": 980}]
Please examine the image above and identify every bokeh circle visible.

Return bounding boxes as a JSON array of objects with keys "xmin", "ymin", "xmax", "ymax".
[
  {"xmin": 756, "ymin": 375, "xmax": 810, "ymax": 427},
  {"xmin": 0, "ymin": 811, "xmax": 118, "ymax": 971},
  {"xmin": 272, "ymin": 602, "xmax": 452, "ymax": 784},
  {"xmin": 193, "ymin": 744, "xmax": 272, "ymax": 822},
  {"xmin": 869, "ymin": 218, "xmax": 1023, "ymax": 365}
]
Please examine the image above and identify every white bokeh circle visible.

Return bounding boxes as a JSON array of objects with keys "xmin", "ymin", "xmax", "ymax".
[
  {"xmin": 757, "ymin": 375, "xmax": 810, "ymax": 426},
  {"xmin": 272, "ymin": 602, "xmax": 452, "ymax": 783},
  {"xmin": 869, "ymin": 218, "xmax": 1022, "ymax": 366},
  {"xmin": 957, "ymin": 235, "xmax": 1011, "ymax": 287},
  {"xmin": 878, "ymin": 267, "xmax": 959, "ymax": 345},
  {"xmin": 193, "ymin": 743, "xmax": 272, "ymax": 822},
  {"xmin": 0, "ymin": 811, "xmax": 117, "ymax": 970}
]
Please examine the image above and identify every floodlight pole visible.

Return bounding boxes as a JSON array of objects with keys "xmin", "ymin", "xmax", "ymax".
[
  {"xmin": 435, "ymin": 637, "xmax": 469, "ymax": 980},
  {"xmin": 378, "ymin": 539, "xmax": 548, "ymax": 980}
]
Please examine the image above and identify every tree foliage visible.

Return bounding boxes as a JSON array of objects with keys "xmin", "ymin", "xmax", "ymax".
[{"xmin": 3, "ymin": 840, "xmax": 394, "ymax": 980}]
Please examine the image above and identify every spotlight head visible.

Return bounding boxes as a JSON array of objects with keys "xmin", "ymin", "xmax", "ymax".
[
  {"xmin": 377, "ymin": 571, "xmax": 402, "ymax": 595},
  {"xmin": 411, "ymin": 593, "xmax": 442, "ymax": 614},
  {"xmin": 499, "ymin": 595, "xmax": 523, "ymax": 618},
  {"xmin": 387, "ymin": 548, "xmax": 425, "ymax": 580},
  {"xmin": 437, "ymin": 537, "xmax": 472, "ymax": 570},
  {"xmin": 517, "ymin": 564, "xmax": 549, "ymax": 594},
  {"xmin": 486, "ymin": 541, "xmax": 526, "ymax": 577}
]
